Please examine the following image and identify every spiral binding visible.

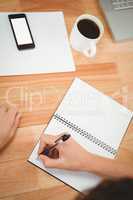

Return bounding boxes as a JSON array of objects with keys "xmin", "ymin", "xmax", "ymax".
[{"xmin": 53, "ymin": 113, "xmax": 117, "ymax": 156}]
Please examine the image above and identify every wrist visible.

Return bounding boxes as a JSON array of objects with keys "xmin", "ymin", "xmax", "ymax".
[
  {"xmin": 83, "ymin": 153, "xmax": 107, "ymax": 174},
  {"xmin": 81, "ymin": 153, "xmax": 99, "ymax": 172}
]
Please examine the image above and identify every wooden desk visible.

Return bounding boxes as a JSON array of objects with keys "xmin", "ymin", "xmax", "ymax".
[{"xmin": 0, "ymin": 1, "xmax": 133, "ymax": 200}]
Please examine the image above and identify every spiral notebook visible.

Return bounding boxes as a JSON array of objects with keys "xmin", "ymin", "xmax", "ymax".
[{"xmin": 28, "ymin": 78, "xmax": 133, "ymax": 192}]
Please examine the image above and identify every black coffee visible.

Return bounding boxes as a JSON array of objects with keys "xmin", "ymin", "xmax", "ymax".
[{"xmin": 77, "ymin": 19, "xmax": 100, "ymax": 39}]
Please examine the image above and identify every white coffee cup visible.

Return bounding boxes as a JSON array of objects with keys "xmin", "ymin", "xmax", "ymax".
[{"xmin": 70, "ymin": 14, "xmax": 104, "ymax": 57}]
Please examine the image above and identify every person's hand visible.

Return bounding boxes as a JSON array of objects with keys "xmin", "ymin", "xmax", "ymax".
[
  {"xmin": 38, "ymin": 133, "xmax": 94, "ymax": 171},
  {"xmin": 38, "ymin": 133, "xmax": 133, "ymax": 178},
  {"xmin": 0, "ymin": 105, "xmax": 21, "ymax": 151}
]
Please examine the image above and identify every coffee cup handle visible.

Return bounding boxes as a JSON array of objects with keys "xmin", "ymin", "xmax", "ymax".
[{"xmin": 83, "ymin": 42, "xmax": 96, "ymax": 58}]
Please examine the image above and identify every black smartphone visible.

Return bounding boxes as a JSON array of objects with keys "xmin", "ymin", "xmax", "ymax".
[{"xmin": 8, "ymin": 13, "xmax": 35, "ymax": 50}]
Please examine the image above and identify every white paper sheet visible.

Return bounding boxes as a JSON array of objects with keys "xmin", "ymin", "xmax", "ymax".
[{"xmin": 0, "ymin": 12, "xmax": 75, "ymax": 76}]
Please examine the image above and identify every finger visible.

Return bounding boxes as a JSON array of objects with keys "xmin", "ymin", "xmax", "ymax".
[
  {"xmin": 38, "ymin": 141, "xmax": 49, "ymax": 155},
  {"xmin": 7, "ymin": 107, "xmax": 19, "ymax": 128},
  {"xmin": 7, "ymin": 106, "xmax": 18, "ymax": 119},
  {"xmin": 39, "ymin": 154, "xmax": 62, "ymax": 168},
  {"xmin": 0, "ymin": 113, "xmax": 21, "ymax": 149},
  {"xmin": 0, "ymin": 104, "xmax": 8, "ymax": 114},
  {"xmin": 38, "ymin": 133, "xmax": 62, "ymax": 155},
  {"xmin": 9, "ymin": 112, "xmax": 21, "ymax": 139},
  {"xmin": 38, "ymin": 134, "xmax": 56, "ymax": 155}
]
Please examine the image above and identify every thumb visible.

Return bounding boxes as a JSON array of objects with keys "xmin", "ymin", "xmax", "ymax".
[{"xmin": 39, "ymin": 154, "xmax": 62, "ymax": 169}]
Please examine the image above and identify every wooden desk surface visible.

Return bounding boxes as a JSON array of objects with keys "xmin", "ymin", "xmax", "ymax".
[{"xmin": 0, "ymin": 1, "xmax": 133, "ymax": 200}]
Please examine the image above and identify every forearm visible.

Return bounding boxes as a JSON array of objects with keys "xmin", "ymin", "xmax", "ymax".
[{"xmin": 85, "ymin": 154, "xmax": 133, "ymax": 178}]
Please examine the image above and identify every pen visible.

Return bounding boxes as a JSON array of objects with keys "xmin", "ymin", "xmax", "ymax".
[{"xmin": 42, "ymin": 133, "xmax": 71, "ymax": 156}]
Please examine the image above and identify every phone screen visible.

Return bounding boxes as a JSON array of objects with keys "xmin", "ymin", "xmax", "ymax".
[
  {"xmin": 10, "ymin": 17, "xmax": 33, "ymax": 45},
  {"xmin": 9, "ymin": 14, "xmax": 35, "ymax": 50}
]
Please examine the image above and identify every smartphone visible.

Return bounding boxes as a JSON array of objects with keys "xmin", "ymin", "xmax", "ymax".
[{"xmin": 8, "ymin": 13, "xmax": 35, "ymax": 50}]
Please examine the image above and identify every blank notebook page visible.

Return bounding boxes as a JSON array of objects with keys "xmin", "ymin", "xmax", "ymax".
[{"xmin": 28, "ymin": 78, "xmax": 133, "ymax": 192}]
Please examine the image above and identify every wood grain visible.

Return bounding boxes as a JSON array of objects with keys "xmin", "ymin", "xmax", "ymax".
[
  {"xmin": 0, "ymin": 63, "xmax": 122, "ymax": 127},
  {"xmin": 0, "ymin": 0, "xmax": 133, "ymax": 200}
]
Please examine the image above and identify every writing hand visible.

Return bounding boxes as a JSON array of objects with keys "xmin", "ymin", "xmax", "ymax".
[{"xmin": 38, "ymin": 133, "xmax": 93, "ymax": 171}]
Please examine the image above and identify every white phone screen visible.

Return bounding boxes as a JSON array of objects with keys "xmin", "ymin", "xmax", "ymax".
[{"xmin": 11, "ymin": 17, "xmax": 33, "ymax": 45}]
